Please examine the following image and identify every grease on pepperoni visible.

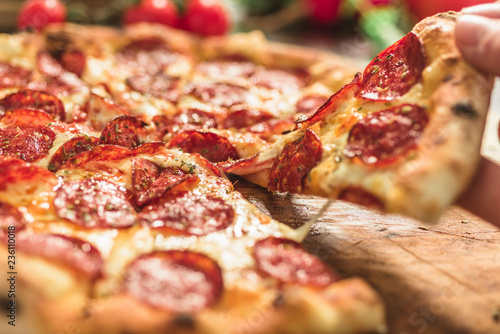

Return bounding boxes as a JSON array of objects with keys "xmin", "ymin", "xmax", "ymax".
[
  {"xmin": 0, "ymin": 90, "xmax": 66, "ymax": 121},
  {"xmin": 127, "ymin": 73, "xmax": 181, "ymax": 103},
  {"xmin": 0, "ymin": 125, "xmax": 56, "ymax": 162},
  {"xmin": 59, "ymin": 50, "xmax": 86, "ymax": 77},
  {"xmin": 139, "ymin": 192, "xmax": 234, "ymax": 235},
  {"xmin": 254, "ymin": 237, "xmax": 337, "ymax": 287},
  {"xmin": 168, "ymin": 130, "xmax": 239, "ymax": 163},
  {"xmin": 17, "ymin": 233, "xmax": 103, "ymax": 279},
  {"xmin": 268, "ymin": 129, "xmax": 322, "ymax": 193},
  {"xmin": 123, "ymin": 250, "xmax": 223, "ymax": 313},
  {"xmin": 59, "ymin": 144, "xmax": 130, "ymax": 170},
  {"xmin": 344, "ymin": 104, "xmax": 428, "ymax": 165},
  {"xmin": 359, "ymin": 32, "xmax": 425, "ymax": 101},
  {"xmin": 54, "ymin": 178, "xmax": 136, "ymax": 228},
  {"xmin": 0, "ymin": 62, "xmax": 32, "ymax": 88},
  {"xmin": 99, "ymin": 115, "xmax": 147, "ymax": 149},
  {"xmin": 187, "ymin": 82, "xmax": 249, "ymax": 108},
  {"xmin": 48, "ymin": 135, "xmax": 99, "ymax": 172},
  {"xmin": 0, "ymin": 109, "xmax": 52, "ymax": 127},
  {"xmin": 166, "ymin": 108, "xmax": 219, "ymax": 134},
  {"xmin": 221, "ymin": 107, "xmax": 273, "ymax": 129},
  {"xmin": 133, "ymin": 161, "xmax": 198, "ymax": 206}
]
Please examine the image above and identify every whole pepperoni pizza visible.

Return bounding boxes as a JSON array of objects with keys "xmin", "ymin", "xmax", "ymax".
[{"xmin": 0, "ymin": 11, "xmax": 492, "ymax": 334}]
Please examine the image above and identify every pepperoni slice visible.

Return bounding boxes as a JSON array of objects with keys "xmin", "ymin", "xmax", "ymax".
[
  {"xmin": 221, "ymin": 107, "xmax": 273, "ymax": 129},
  {"xmin": 0, "ymin": 62, "xmax": 32, "ymax": 88},
  {"xmin": 123, "ymin": 250, "xmax": 223, "ymax": 313},
  {"xmin": 296, "ymin": 74, "xmax": 361, "ymax": 128},
  {"xmin": 118, "ymin": 37, "xmax": 177, "ymax": 74},
  {"xmin": 196, "ymin": 59, "xmax": 257, "ymax": 80},
  {"xmin": 359, "ymin": 32, "xmax": 425, "ymax": 101},
  {"xmin": 85, "ymin": 93, "xmax": 130, "ymax": 131},
  {"xmin": 99, "ymin": 115, "xmax": 147, "ymax": 149},
  {"xmin": 48, "ymin": 135, "xmax": 99, "ymax": 172},
  {"xmin": 127, "ymin": 73, "xmax": 181, "ymax": 103},
  {"xmin": 167, "ymin": 130, "xmax": 239, "ymax": 163},
  {"xmin": 17, "ymin": 234, "xmax": 103, "ymax": 279},
  {"xmin": 0, "ymin": 163, "xmax": 57, "ymax": 193},
  {"xmin": 0, "ymin": 109, "xmax": 53, "ymax": 127},
  {"xmin": 338, "ymin": 187, "xmax": 384, "ymax": 211},
  {"xmin": 59, "ymin": 50, "xmax": 86, "ymax": 77},
  {"xmin": 0, "ymin": 155, "xmax": 26, "ymax": 169},
  {"xmin": 54, "ymin": 178, "xmax": 136, "ymax": 228},
  {"xmin": 254, "ymin": 237, "xmax": 338, "ymax": 287},
  {"xmin": 250, "ymin": 68, "xmax": 309, "ymax": 94},
  {"xmin": 168, "ymin": 108, "xmax": 219, "ymax": 134},
  {"xmin": 28, "ymin": 74, "xmax": 87, "ymax": 97},
  {"xmin": 244, "ymin": 119, "xmax": 295, "ymax": 141},
  {"xmin": 139, "ymin": 192, "xmax": 234, "ymax": 235},
  {"xmin": 295, "ymin": 95, "xmax": 327, "ymax": 115},
  {"xmin": 344, "ymin": 104, "xmax": 428, "ymax": 165},
  {"xmin": 59, "ymin": 145, "xmax": 130, "ymax": 170},
  {"xmin": 187, "ymin": 82, "xmax": 249, "ymax": 108},
  {"xmin": 0, "ymin": 90, "xmax": 66, "ymax": 121},
  {"xmin": 133, "ymin": 162, "xmax": 198, "ymax": 207},
  {"xmin": 268, "ymin": 129, "xmax": 322, "ymax": 193},
  {"xmin": 0, "ymin": 202, "xmax": 27, "ymax": 235},
  {"xmin": 0, "ymin": 125, "xmax": 56, "ymax": 162}
]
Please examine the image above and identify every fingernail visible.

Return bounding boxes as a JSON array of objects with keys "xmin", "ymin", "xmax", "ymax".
[{"xmin": 456, "ymin": 15, "xmax": 491, "ymax": 46}]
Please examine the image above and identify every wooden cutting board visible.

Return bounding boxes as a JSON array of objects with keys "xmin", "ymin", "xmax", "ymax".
[{"xmin": 235, "ymin": 179, "xmax": 500, "ymax": 334}]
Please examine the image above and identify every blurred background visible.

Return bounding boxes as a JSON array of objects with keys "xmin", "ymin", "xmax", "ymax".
[{"xmin": 0, "ymin": 0, "xmax": 496, "ymax": 60}]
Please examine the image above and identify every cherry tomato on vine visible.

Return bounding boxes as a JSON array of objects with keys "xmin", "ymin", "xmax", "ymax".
[
  {"xmin": 302, "ymin": 0, "xmax": 342, "ymax": 24},
  {"xmin": 406, "ymin": 0, "xmax": 495, "ymax": 20},
  {"xmin": 182, "ymin": 0, "xmax": 232, "ymax": 36},
  {"xmin": 17, "ymin": 0, "xmax": 66, "ymax": 31},
  {"xmin": 123, "ymin": 0, "xmax": 179, "ymax": 28}
]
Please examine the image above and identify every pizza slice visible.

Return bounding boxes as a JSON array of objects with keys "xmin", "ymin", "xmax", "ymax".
[{"xmin": 221, "ymin": 12, "xmax": 494, "ymax": 223}]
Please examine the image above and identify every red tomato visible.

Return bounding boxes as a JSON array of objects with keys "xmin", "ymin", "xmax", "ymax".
[
  {"xmin": 182, "ymin": 0, "xmax": 232, "ymax": 36},
  {"xmin": 123, "ymin": 0, "xmax": 179, "ymax": 28},
  {"xmin": 406, "ymin": 0, "xmax": 495, "ymax": 20},
  {"xmin": 17, "ymin": 0, "xmax": 66, "ymax": 31},
  {"xmin": 302, "ymin": 0, "xmax": 342, "ymax": 24}
]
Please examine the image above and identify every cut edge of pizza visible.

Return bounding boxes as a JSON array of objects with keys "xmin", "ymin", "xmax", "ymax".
[{"xmin": 222, "ymin": 11, "xmax": 494, "ymax": 224}]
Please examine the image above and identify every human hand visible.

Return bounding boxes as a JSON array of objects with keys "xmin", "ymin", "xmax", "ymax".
[{"xmin": 455, "ymin": 3, "xmax": 500, "ymax": 227}]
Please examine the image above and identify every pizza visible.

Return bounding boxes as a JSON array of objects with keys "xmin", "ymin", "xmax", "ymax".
[
  {"xmin": 0, "ymin": 18, "xmax": 386, "ymax": 334},
  {"xmin": 0, "ymin": 10, "xmax": 491, "ymax": 334},
  {"xmin": 222, "ymin": 11, "xmax": 494, "ymax": 223}
]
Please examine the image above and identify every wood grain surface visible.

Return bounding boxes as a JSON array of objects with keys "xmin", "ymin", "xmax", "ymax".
[{"xmin": 235, "ymin": 178, "xmax": 500, "ymax": 334}]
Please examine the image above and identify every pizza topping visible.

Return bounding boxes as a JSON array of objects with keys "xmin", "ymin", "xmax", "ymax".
[
  {"xmin": 17, "ymin": 234, "xmax": 102, "ymax": 279},
  {"xmin": 254, "ymin": 237, "xmax": 338, "ymax": 287},
  {"xmin": 221, "ymin": 107, "xmax": 273, "ymax": 129},
  {"xmin": 338, "ymin": 187, "xmax": 384, "ymax": 211},
  {"xmin": 196, "ymin": 59, "xmax": 257, "ymax": 80},
  {"xmin": 165, "ymin": 108, "xmax": 219, "ymax": 134},
  {"xmin": 244, "ymin": 119, "xmax": 295, "ymax": 141},
  {"xmin": 250, "ymin": 68, "xmax": 309, "ymax": 94},
  {"xmin": 59, "ymin": 144, "xmax": 130, "ymax": 170},
  {"xmin": 86, "ymin": 93, "xmax": 130, "ymax": 131},
  {"xmin": 359, "ymin": 32, "xmax": 425, "ymax": 101},
  {"xmin": 295, "ymin": 95, "xmax": 327, "ymax": 115},
  {"xmin": 139, "ymin": 192, "xmax": 234, "ymax": 235},
  {"xmin": 268, "ymin": 129, "xmax": 322, "ymax": 193},
  {"xmin": 168, "ymin": 130, "xmax": 239, "ymax": 162},
  {"xmin": 134, "ymin": 163, "xmax": 198, "ymax": 206},
  {"xmin": 123, "ymin": 250, "xmax": 223, "ymax": 312},
  {"xmin": 0, "ymin": 62, "xmax": 32, "ymax": 88},
  {"xmin": 0, "ymin": 163, "xmax": 56, "ymax": 192},
  {"xmin": 118, "ymin": 37, "xmax": 177, "ymax": 74},
  {"xmin": 0, "ymin": 201, "xmax": 27, "ymax": 233},
  {"xmin": 58, "ymin": 50, "xmax": 86, "ymax": 78},
  {"xmin": 126, "ymin": 73, "xmax": 181, "ymax": 103},
  {"xmin": 99, "ymin": 115, "xmax": 147, "ymax": 149},
  {"xmin": 0, "ymin": 125, "xmax": 56, "ymax": 162},
  {"xmin": 344, "ymin": 104, "xmax": 428, "ymax": 165},
  {"xmin": 0, "ymin": 90, "xmax": 66, "ymax": 121},
  {"xmin": 48, "ymin": 135, "xmax": 99, "ymax": 172},
  {"xmin": 187, "ymin": 82, "xmax": 249, "ymax": 108},
  {"xmin": 54, "ymin": 178, "xmax": 136, "ymax": 228}
]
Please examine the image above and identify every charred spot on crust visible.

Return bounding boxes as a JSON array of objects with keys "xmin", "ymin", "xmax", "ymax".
[
  {"xmin": 443, "ymin": 74, "xmax": 454, "ymax": 82},
  {"xmin": 171, "ymin": 314, "xmax": 196, "ymax": 329},
  {"xmin": 452, "ymin": 102, "xmax": 478, "ymax": 119},
  {"xmin": 45, "ymin": 32, "xmax": 72, "ymax": 58}
]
